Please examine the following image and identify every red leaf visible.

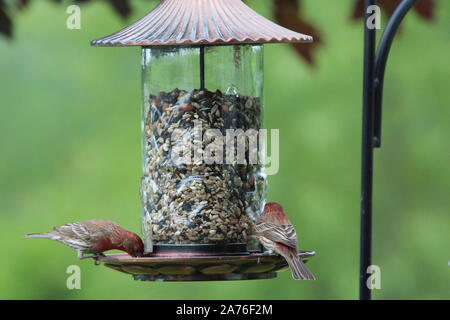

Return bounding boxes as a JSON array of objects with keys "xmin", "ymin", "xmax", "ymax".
[
  {"xmin": 351, "ymin": 0, "xmax": 436, "ymax": 22},
  {"xmin": 16, "ymin": 0, "xmax": 30, "ymax": 10},
  {"xmin": 0, "ymin": 1, "xmax": 12, "ymax": 38},
  {"xmin": 273, "ymin": 0, "xmax": 321, "ymax": 66},
  {"xmin": 108, "ymin": 0, "xmax": 132, "ymax": 19},
  {"xmin": 351, "ymin": 0, "xmax": 365, "ymax": 20},
  {"xmin": 414, "ymin": 0, "xmax": 435, "ymax": 20}
]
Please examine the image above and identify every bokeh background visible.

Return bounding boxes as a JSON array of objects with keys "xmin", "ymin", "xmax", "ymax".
[{"xmin": 0, "ymin": 0, "xmax": 448, "ymax": 299}]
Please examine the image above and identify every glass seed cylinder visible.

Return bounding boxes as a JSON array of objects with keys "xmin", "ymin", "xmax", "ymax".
[{"xmin": 140, "ymin": 44, "xmax": 267, "ymax": 252}]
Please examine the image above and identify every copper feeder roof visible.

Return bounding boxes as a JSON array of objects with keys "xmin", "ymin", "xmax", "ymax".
[{"xmin": 91, "ymin": 0, "xmax": 312, "ymax": 47}]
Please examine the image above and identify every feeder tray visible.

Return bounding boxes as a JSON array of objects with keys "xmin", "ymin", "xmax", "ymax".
[{"xmin": 98, "ymin": 248, "xmax": 315, "ymax": 281}]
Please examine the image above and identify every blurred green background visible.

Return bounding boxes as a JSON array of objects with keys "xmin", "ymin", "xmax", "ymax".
[{"xmin": 0, "ymin": 0, "xmax": 448, "ymax": 299}]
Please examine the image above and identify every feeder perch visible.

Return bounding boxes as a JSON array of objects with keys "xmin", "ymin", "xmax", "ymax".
[{"xmin": 92, "ymin": 0, "xmax": 314, "ymax": 281}]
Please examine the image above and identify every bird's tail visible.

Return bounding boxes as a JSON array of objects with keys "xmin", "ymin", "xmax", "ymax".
[
  {"xmin": 284, "ymin": 247, "xmax": 315, "ymax": 280},
  {"xmin": 24, "ymin": 232, "xmax": 57, "ymax": 240}
]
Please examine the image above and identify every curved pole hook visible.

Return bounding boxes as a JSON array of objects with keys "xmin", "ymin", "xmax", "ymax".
[{"xmin": 373, "ymin": 0, "xmax": 419, "ymax": 147}]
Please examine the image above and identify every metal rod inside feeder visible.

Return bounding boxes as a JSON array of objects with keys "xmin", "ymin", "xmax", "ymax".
[{"xmin": 200, "ymin": 45, "xmax": 205, "ymax": 90}]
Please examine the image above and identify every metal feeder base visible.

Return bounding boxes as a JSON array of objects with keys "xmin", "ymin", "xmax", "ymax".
[{"xmin": 98, "ymin": 250, "xmax": 315, "ymax": 282}]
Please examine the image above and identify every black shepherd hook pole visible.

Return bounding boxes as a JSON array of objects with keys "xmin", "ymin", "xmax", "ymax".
[{"xmin": 360, "ymin": 0, "xmax": 418, "ymax": 300}]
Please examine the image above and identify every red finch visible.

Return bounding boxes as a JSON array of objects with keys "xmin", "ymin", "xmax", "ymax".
[
  {"xmin": 255, "ymin": 203, "xmax": 315, "ymax": 280},
  {"xmin": 25, "ymin": 219, "xmax": 144, "ymax": 263}
]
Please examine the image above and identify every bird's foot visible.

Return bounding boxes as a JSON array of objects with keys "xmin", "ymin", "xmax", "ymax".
[
  {"xmin": 93, "ymin": 253, "xmax": 105, "ymax": 266},
  {"xmin": 77, "ymin": 252, "xmax": 105, "ymax": 265},
  {"xmin": 78, "ymin": 254, "xmax": 94, "ymax": 260}
]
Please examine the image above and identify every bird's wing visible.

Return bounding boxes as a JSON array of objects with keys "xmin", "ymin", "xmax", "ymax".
[
  {"xmin": 255, "ymin": 220, "xmax": 298, "ymax": 249},
  {"xmin": 51, "ymin": 222, "xmax": 94, "ymax": 251},
  {"xmin": 54, "ymin": 222, "xmax": 93, "ymax": 242}
]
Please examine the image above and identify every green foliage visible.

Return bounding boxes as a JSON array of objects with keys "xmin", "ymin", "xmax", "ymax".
[{"xmin": 0, "ymin": 0, "xmax": 448, "ymax": 299}]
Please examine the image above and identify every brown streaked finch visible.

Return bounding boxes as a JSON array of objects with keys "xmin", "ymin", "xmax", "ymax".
[
  {"xmin": 25, "ymin": 219, "xmax": 144, "ymax": 263},
  {"xmin": 255, "ymin": 202, "xmax": 315, "ymax": 280}
]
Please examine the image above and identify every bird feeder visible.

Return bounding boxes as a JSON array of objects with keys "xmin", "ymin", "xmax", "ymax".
[{"xmin": 91, "ymin": 0, "xmax": 314, "ymax": 281}]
